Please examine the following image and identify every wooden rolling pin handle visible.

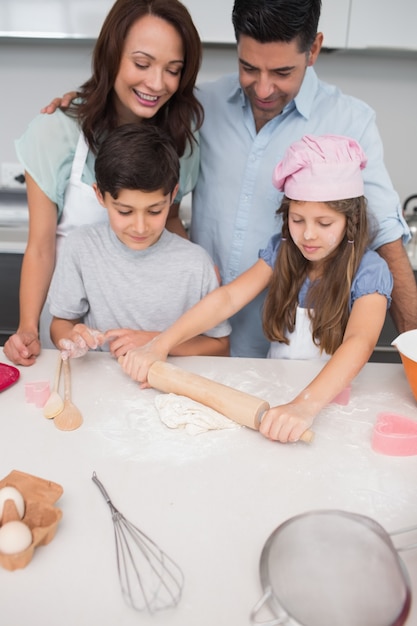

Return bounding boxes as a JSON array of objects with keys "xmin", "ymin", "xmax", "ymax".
[{"xmin": 148, "ymin": 361, "xmax": 314, "ymax": 444}]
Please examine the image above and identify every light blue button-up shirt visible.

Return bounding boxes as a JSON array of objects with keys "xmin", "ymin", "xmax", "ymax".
[{"xmin": 191, "ymin": 68, "xmax": 408, "ymax": 357}]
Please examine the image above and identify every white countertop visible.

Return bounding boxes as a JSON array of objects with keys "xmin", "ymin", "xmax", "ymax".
[{"xmin": 1, "ymin": 349, "xmax": 417, "ymax": 626}]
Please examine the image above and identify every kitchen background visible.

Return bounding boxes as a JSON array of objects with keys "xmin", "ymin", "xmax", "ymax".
[{"xmin": 0, "ymin": 0, "xmax": 416, "ymax": 358}]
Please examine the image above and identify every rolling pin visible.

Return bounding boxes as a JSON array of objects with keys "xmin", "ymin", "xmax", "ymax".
[{"xmin": 148, "ymin": 361, "xmax": 314, "ymax": 444}]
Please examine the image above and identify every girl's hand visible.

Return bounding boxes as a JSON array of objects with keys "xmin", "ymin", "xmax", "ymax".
[
  {"xmin": 104, "ymin": 328, "xmax": 159, "ymax": 359},
  {"xmin": 118, "ymin": 339, "xmax": 168, "ymax": 387},
  {"xmin": 3, "ymin": 332, "xmax": 40, "ymax": 366},
  {"xmin": 59, "ymin": 325, "xmax": 105, "ymax": 359},
  {"xmin": 259, "ymin": 402, "xmax": 316, "ymax": 443}
]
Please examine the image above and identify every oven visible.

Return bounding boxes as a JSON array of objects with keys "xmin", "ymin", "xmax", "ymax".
[{"xmin": 0, "ymin": 192, "xmax": 28, "ymax": 345}]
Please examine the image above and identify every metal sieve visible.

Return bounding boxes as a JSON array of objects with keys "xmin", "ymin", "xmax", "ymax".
[{"xmin": 251, "ymin": 509, "xmax": 416, "ymax": 626}]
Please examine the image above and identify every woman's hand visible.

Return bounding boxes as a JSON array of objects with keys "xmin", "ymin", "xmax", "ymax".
[
  {"xmin": 118, "ymin": 339, "xmax": 168, "ymax": 387},
  {"xmin": 259, "ymin": 402, "xmax": 316, "ymax": 443},
  {"xmin": 40, "ymin": 91, "xmax": 78, "ymax": 114},
  {"xmin": 3, "ymin": 331, "xmax": 40, "ymax": 366},
  {"xmin": 59, "ymin": 324, "xmax": 105, "ymax": 359},
  {"xmin": 104, "ymin": 328, "xmax": 159, "ymax": 358}
]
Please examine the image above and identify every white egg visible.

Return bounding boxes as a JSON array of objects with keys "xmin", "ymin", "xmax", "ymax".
[
  {"xmin": 0, "ymin": 486, "xmax": 25, "ymax": 522},
  {"xmin": 0, "ymin": 520, "xmax": 32, "ymax": 554}
]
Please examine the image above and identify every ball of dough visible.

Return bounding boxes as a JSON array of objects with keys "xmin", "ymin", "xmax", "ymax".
[
  {"xmin": 0, "ymin": 520, "xmax": 32, "ymax": 554},
  {"xmin": 0, "ymin": 486, "xmax": 25, "ymax": 522}
]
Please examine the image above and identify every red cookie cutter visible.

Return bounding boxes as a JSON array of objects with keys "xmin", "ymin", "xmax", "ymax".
[{"xmin": 0, "ymin": 363, "xmax": 20, "ymax": 392}]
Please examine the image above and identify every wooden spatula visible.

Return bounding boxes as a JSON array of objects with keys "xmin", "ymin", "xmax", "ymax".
[
  {"xmin": 54, "ymin": 359, "xmax": 83, "ymax": 431},
  {"xmin": 43, "ymin": 354, "xmax": 64, "ymax": 419}
]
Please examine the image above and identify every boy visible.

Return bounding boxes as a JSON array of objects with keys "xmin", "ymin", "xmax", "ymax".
[{"xmin": 49, "ymin": 124, "xmax": 230, "ymax": 359}]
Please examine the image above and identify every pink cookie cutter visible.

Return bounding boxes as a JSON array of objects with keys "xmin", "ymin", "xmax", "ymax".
[
  {"xmin": 25, "ymin": 381, "xmax": 50, "ymax": 408},
  {"xmin": 372, "ymin": 412, "xmax": 417, "ymax": 456}
]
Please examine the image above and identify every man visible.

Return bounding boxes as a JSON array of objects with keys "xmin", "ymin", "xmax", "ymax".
[{"xmin": 188, "ymin": 0, "xmax": 417, "ymax": 357}]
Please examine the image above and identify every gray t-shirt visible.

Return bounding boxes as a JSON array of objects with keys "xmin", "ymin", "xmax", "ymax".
[{"xmin": 49, "ymin": 224, "xmax": 231, "ymax": 347}]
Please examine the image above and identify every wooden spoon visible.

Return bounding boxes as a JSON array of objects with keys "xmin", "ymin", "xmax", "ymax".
[
  {"xmin": 43, "ymin": 355, "xmax": 64, "ymax": 419},
  {"xmin": 54, "ymin": 359, "xmax": 83, "ymax": 431}
]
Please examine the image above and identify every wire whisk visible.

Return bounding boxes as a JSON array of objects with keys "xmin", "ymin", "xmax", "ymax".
[{"xmin": 92, "ymin": 471, "xmax": 184, "ymax": 613}]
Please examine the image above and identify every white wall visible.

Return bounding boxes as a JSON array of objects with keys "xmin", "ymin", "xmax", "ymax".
[{"xmin": 0, "ymin": 39, "xmax": 416, "ymax": 207}]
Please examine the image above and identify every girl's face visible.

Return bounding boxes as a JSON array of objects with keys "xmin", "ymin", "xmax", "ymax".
[
  {"xmin": 288, "ymin": 200, "xmax": 347, "ymax": 266},
  {"xmin": 113, "ymin": 14, "xmax": 184, "ymax": 124}
]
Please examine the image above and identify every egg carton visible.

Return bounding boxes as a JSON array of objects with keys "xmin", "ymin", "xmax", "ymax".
[{"xmin": 0, "ymin": 470, "xmax": 63, "ymax": 571}]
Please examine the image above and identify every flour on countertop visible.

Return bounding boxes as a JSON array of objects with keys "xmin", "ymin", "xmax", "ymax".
[{"xmin": 81, "ymin": 364, "xmax": 417, "ymax": 525}]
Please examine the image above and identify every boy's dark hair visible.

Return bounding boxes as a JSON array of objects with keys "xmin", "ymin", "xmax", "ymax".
[
  {"xmin": 95, "ymin": 124, "xmax": 180, "ymax": 198},
  {"xmin": 232, "ymin": 0, "xmax": 321, "ymax": 52}
]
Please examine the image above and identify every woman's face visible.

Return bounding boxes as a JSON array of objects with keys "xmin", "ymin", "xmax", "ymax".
[{"xmin": 114, "ymin": 14, "xmax": 184, "ymax": 124}]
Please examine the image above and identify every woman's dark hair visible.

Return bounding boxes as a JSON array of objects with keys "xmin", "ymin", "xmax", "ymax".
[
  {"xmin": 70, "ymin": 0, "xmax": 203, "ymax": 156},
  {"xmin": 232, "ymin": 0, "xmax": 322, "ymax": 52},
  {"xmin": 95, "ymin": 124, "xmax": 179, "ymax": 197}
]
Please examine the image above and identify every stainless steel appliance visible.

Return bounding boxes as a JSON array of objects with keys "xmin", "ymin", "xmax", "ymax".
[
  {"xmin": 404, "ymin": 194, "xmax": 417, "ymax": 270},
  {"xmin": 0, "ymin": 192, "xmax": 28, "ymax": 344}
]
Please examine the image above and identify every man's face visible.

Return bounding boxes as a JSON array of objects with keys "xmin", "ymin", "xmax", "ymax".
[{"xmin": 237, "ymin": 34, "xmax": 322, "ymax": 132}]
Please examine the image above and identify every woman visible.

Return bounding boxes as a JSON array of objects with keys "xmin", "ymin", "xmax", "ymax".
[{"xmin": 4, "ymin": 0, "xmax": 203, "ymax": 366}]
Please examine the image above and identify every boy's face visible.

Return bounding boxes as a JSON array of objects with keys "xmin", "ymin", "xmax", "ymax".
[{"xmin": 94, "ymin": 185, "xmax": 178, "ymax": 250}]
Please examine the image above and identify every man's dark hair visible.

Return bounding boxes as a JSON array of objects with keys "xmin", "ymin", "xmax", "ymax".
[
  {"xmin": 95, "ymin": 124, "xmax": 180, "ymax": 199},
  {"xmin": 232, "ymin": 0, "xmax": 321, "ymax": 52}
]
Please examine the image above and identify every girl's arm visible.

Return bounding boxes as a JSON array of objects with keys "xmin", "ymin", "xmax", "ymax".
[
  {"xmin": 104, "ymin": 328, "xmax": 230, "ymax": 358},
  {"xmin": 260, "ymin": 292, "xmax": 388, "ymax": 443},
  {"xmin": 3, "ymin": 173, "xmax": 57, "ymax": 365},
  {"xmin": 119, "ymin": 259, "xmax": 272, "ymax": 382}
]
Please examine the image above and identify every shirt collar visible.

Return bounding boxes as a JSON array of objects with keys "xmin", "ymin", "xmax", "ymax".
[
  {"xmin": 227, "ymin": 66, "xmax": 318, "ymax": 120},
  {"xmin": 292, "ymin": 66, "xmax": 318, "ymax": 120},
  {"xmin": 227, "ymin": 73, "xmax": 245, "ymax": 104}
]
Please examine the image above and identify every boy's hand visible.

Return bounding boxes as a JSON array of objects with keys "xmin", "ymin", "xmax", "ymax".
[{"xmin": 59, "ymin": 325, "xmax": 105, "ymax": 359}]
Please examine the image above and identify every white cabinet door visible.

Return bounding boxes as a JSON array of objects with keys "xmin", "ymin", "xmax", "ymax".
[
  {"xmin": 348, "ymin": 0, "xmax": 417, "ymax": 50},
  {"xmin": 182, "ymin": 0, "xmax": 235, "ymax": 44},
  {"xmin": 319, "ymin": 0, "xmax": 350, "ymax": 48}
]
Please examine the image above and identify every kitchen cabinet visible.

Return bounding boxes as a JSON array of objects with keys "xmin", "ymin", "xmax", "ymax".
[
  {"xmin": 319, "ymin": 0, "xmax": 350, "ymax": 49},
  {"xmin": 0, "ymin": 0, "xmax": 236, "ymax": 43},
  {"xmin": 0, "ymin": 0, "xmax": 114, "ymax": 39},
  {"xmin": 320, "ymin": 0, "xmax": 417, "ymax": 51},
  {"xmin": 0, "ymin": 0, "xmax": 416, "ymax": 50},
  {"xmin": 348, "ymin": 0, "xmax": 417, "ymax": 50}
]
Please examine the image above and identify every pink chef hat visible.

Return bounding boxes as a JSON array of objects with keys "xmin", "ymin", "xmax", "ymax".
[{"xmin": 272, "ymin": 134, "xmax": 367, "ymax": 201}]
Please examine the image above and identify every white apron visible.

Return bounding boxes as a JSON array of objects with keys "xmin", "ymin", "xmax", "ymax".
[
  {"xmin": 268, "ymin": 307, "xmax": 330, "ymax": 362},
  {"xmin": 40, "ymin": 133, "xmax": 107, "ymax": 347}
]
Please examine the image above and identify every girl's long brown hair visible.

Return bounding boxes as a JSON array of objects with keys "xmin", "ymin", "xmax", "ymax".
[
  {"xmin": 68, "ymin": 0, "xmax": 203, "ymax": 156},
  {"xmin": 263, "ymin": 195, "xmax": 370, "ymax": 355}
]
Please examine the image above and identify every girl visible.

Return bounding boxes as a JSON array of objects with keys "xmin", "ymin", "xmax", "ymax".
[
  {"xmin": 4, "ymin": 0, "xmax": 203, "ymax": 366},
  {"xmin": 119, "ymin": 134, "xmax": 393, "ymax": 443}
]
